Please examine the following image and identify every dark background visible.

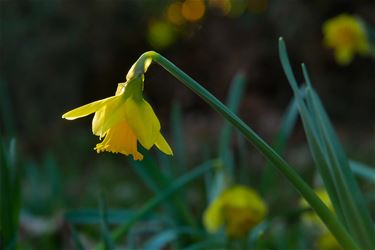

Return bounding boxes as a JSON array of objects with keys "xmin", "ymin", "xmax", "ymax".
[{"xmin": 2, "ymin": 0, "xmax": 374, "ymax": 153}]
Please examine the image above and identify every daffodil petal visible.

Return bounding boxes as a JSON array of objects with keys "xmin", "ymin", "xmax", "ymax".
[
  {"xmin": 155, "ymin": 133, "xmax": 173, "ymax": 155},
  {"xmin": 124, "ymin": 98, "xmax": 160, "ymax": 149},
  {"xmin": 62, "ymin": 96, "xmax": 115, "ymax": 120},
  {"xmin": 92, "ymin": 95, "xmax": 127, "ymax": 137}
]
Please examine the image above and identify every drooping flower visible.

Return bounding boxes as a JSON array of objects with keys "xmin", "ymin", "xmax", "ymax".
[
  {"xmin": 323, "ymin": 14, "xmax": 370, "ymax": 65},
  {"xmin": 203, "ymin": 185, "xmax": 267, "ymax": 238},
  {"xmin": 62, "ymin": 76, "xmax": 173, "ymax": 161}
]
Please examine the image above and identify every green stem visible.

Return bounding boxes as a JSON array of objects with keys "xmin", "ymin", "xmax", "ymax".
[{"xmin": 134, "ymin": 51, "xmax": 360, "ymax": 250}]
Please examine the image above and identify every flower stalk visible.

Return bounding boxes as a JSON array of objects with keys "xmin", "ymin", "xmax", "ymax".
[{"xmin": 127, "ymin": 51, "xmax": 360, "ymax": 250}]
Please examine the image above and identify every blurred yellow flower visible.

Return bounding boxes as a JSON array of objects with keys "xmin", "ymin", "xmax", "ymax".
[
  {"xmin": 323, "ymin": 14, "xmax": 370, "ymax": 65},
  {"xmin": 166, "ymin": 2, "xmax": 185, "ymax": 25},
  {"xmin": 203, "ymin": 185, "xmax": 267, "ymax": 238},
  {"xmin": 300, "ymin": 187, "xmax": 334, "ymax": 228},
  {"xmin": 62, "ymin": 77, "xmax": 173, "ymax": 161},
  {"xmin": 318, "ymin": 231, "xmax": 341, "ymax": 250},
  {"xmin": 300, "ymin": 188, "xmax": 341, "ymax": 250},
  {"xmin": 209, "ymin": 0, "xmax": 231, "ymax": 15},
  {"xmin": 182, "ymin": 0, "xmax": 205, "ymax": 22},
  {"xmin": 147, "ymin": 20, "xmax": 177, "ymax": 50}
]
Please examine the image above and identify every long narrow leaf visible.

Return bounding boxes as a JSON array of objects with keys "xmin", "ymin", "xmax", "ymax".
[
  {"xmin": 218, "ymin": 72, "xmax": 247, "ymax": 180},
  {"xmin": 131, "ymin": 153, "xmax": 195, "ymax": 227},
  {"xmin": 218, "ymin": 72, "xmax": 247, "ymax": 155},
  {"xmin": 95, "ymin": 161, "xmax": 213, "ymax": 250},
  {"xmin": 99, "ymin": 195, "xmax": 114, "ymax": 250},
  {"xmin": 278, "ymin": 38, "xmax": 359, "ymax": 249},
  {"xmin": 305, "ymin": 85, "xmax": 375, "ymax": 248},
  {"xmin": 69, "ymin": 224, "xmax": 85, "ymax": 250},
  {"xmin": 349, "ymin": 160, "xmax": 375, "ymax": 183},
  {"xmin": 260, "ymin": 96, "xmax": 299, "ymax": 196},
  {"xmin": 0, "ymin": 138, "xmax": 20, "ymax": 250},
  {"xmin": 65, "ymin": 209, "xmax": 137, "ymax": 225},
  {"xmin": 143, "ymin": 227, "xmax": 205, "ymax": 250}
]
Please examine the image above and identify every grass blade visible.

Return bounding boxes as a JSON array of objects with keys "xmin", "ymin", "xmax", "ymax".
[
  {"xmin": 304, "ymin": 82, "xmax": 375, "ymax": 248},
  {"xmin": 278, "ymin": 38, "xmax": 360, "ymax": 249},
  {"xmin": 217, "ymin": 72, "xmax": 247, "ymax": 180},
  {"xmin": 0, "ymin": 138, "xmax": 20, "ymax": 250},
  {"xmin": 69, "ymin": 224, "xmax": 85, "ymax": 250},
  {"xmin": 98, "ymin": 194, "xmax": 114, "ymax": 250},
  {"xmin": 65, "ymin": 209, "xmax": 138, "ymax": 225},
  {"xmin": 130, "ymin": 155, "xmax": 162, "ymax": 193},
  {"xmin": 131, "ymin": 153, "xmax": 195, "ymax": 227},
  {"xmin": 94, "ymin": 161, "xmax": 213, "ymax": 250},
  {"xmin": 143, "ymin": 227, "xmax": 204, "ymax": 250},
  {"xmin": 279, "ymin": 38, "xmax": 345, "ymax": 220},
  {"xmin": 260, "ymin": 96, "xmax": 299, "ymax": 196},
  {"xmin": 218, "ymin": 72, "xmax": 247, "ymax": 156}
]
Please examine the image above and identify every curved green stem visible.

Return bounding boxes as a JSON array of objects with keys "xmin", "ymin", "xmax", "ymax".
[{"xmin": 131, "ymin": 51, "xmax": 360, "ymax": 250}]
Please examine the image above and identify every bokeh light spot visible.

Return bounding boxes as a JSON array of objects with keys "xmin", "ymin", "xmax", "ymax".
[
  {"xmin": 227, "ymin": 0, "xmax": 247, "ymax": 17},
  {"xmin": 209, "ymin": 0, "xmax": 231, "ymax": 15},
  {"xmin": 182, "ymin": 0, "xmax": 206, "ymax": 22},
  {"xmin": 248, "ymin": 0, "xmax": 268, "ymax": 14},
  {"xmin": 166, "ymin": 2, "xmax": 185, "ymax": 25},
  {"xmin": 147, "ymin": 21, "xmax": 176, "ymax": 50}
]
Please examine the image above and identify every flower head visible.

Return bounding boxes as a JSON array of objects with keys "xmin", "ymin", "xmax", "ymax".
[
  {"xmin": 62, "ymin": 74, "xmax": 172, "ymax": 161},
  {"xmin": 203, "ymin": 185, "xmax": 267, "ymax": 238},
  {"xmin": 323, "ymin": 14, "xmax": 370, "ymax": 65}
]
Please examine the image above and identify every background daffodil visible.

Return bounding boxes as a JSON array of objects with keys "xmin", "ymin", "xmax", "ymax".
[
  {"xmin": 62, "ymin": 78, "xmax": 173, "ymax": 160},
  {"xmin": 317, "ymin": 231, "xmax": 341, "ymax": 250},
  {"xmin": 203, "ymin": 185, "xmax": 267, "ymax": 238},
  {"xmin": 300, "ymin": 188, "xmax": 341, "ymax": 250},
  {"xmin": 323, "ymin": 14, "xmax": 370, "ymax": 65},
  {"xmin": 300, "ymin": 188, "xmax": 334, "ymax": 229}
]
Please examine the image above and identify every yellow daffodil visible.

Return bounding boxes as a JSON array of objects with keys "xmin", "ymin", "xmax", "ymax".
[
  {"xmin": 203, "ymin": 185, "xmax": 267, "ymax": 238},
  {"xmin": 323, "ymin": 14, "xmax": 370, "ymax": 65},
  {"xmin": 62, "ymin": 76, "xmax": 173, "ymax": 161}
]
